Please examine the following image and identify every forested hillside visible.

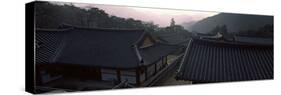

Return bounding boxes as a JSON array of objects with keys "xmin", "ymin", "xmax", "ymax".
[
  {"xmin": 190, "ymin": 13, "xmax": 273, "ymax": 37},
  {"xmin": 35, "ymin": 1, "xmax": 158, "ymax": 33},
  {"xmin": 35, "ymin": 1, "xmax": 192, "ymax": 44}
]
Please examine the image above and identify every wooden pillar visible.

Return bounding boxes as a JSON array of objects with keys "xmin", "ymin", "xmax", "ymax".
[
  {"xmin": 161, "ymin": 56, "xmax": 164, "ymax": 64},
  {"xmin": 97, "ymin": 68, "xmax": 102, "ymax": 80},
  {"xmin": 136, "ymin": 68, "xmax": 141, "ymax": 86},
  {"xmin": 117, "ymin": 70, "xmax": 121, "ymax": 82},
  {"xmin": 165, "ymin": 56, "xmax": 168, "ymax": 65},
  {"xmin": 154, "ymin": 63, "xmax": 157, "ymax": 75},
  {"xmin": 145, "ymin": 67, "xmax": 148, "ymax": 80},
  {"xmin": 160, "ymin": 57, "xmax": 163, "ymax": 69},
  {"xmin": 35, "ymin": 65, "xmax": 42, "ymax": 86}
]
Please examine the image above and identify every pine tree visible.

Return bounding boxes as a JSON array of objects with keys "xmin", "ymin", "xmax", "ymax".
[{"xmin": 170, "ymin": 18, "xmax": 175, "ymax": 27}]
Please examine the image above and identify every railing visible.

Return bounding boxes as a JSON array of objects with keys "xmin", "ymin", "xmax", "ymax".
[
  {"xmin": 176, "ymin": 39, "xmax": 193, "ymax": 77},
  {"xmin": 142, "ymin": 55, "xmax": 184, "ymax": 87},
  {"xmin": 112, "ymin": 80, "xmax": 135, "ymax": 89}
]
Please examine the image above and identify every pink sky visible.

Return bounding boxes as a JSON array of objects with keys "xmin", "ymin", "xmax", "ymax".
[{"xmin": 54, "ymin": 2, "xmax": 218, "ymax": 27}]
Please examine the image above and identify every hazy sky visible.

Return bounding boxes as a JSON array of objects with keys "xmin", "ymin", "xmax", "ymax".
[{"xmin": 54, "ymin": 2, "xmax": 218, "ymax": 27}]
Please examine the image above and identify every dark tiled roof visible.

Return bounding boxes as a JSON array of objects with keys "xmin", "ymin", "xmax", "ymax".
[
  {"xmin": 139, "ymin": 43, "xmax": 182, "ymax": 64},
  {"xmin": 177, "ymin": 38, "xmax": 273, "ymax": 82},
  {"xmin": 35, "ymin": 27, "xmax": 180, "ymax": 69},
  {"xmin": 153, "ymin": 31, "xmax": 192, "ymax": 46},
  {"xmin": 235, "ymin": 36, "xmax": 273, "ymax": 45},
  {"xmin": 52, "ymin": 28, "xmax": 143, "ymax": 69},
  {"xmin": 36, "ymin": 29, "xmax": 68, "ymax": 63}
]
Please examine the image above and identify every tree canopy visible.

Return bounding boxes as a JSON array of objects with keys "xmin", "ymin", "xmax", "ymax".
[{"xmin": 35, "ymin": 2, "xmax": 160, "ymax": 33}]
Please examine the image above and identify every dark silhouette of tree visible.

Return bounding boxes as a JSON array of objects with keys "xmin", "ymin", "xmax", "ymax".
[{"xmin": 170, "ymin": 18, "xmax": 175, "ymax": 27}]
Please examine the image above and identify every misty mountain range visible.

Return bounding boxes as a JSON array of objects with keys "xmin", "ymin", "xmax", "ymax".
[{"xmin": 183, "ymin": 13, "xmax": 273, "ymax": 34}]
